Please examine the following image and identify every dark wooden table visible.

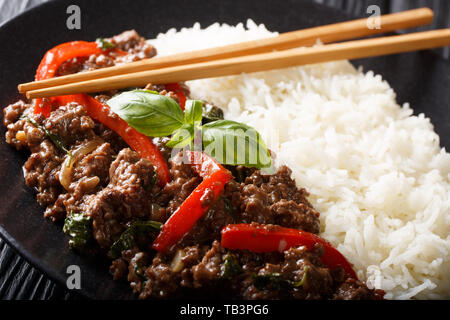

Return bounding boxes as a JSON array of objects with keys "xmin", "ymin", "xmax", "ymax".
[{"xmin": 0, "ymin": 0, "xmax": 448, "ymax": 300}]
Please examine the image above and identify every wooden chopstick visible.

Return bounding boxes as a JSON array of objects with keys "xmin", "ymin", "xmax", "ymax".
[
  {"xmin": 26, "ymin": 29, "xmax": 450, "ymax": 99},
  {"xmin": 18, "ymin": 8, "xmax": 433, "ymax": 93}
]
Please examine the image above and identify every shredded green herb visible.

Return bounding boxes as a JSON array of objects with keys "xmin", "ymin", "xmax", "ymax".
[
  {"xmin": 63, "ymin": 212, "xmax": 93, "ymax": 250},
  {"xmin": 27, "ymin": 116, "xmax": 70, "ymax": 154},
  {"xmin": 144, "ymin": 171, "xmax": 158, "ymax": 191},
  {"xmin": 221, "ymin": 254, "xmax": 243, "ymax": 279},
  {"xmin": 223, "ymin": 197, "xmax": 237, "ymax": 221},
  {"xmin": 110, "ymin": 221, "xmax": 162, "ymax": 258},
  {"xmin": 292, "ymin": 267, "xmax": 309, "ymax": 287},
  {"xmin": 133, "ymin": 262, "xmax": 147, "ymax": 280},
  {"xmin": 252, "ymin": 273, "xmax": 284, "ymax": 290},
  {"xmin": 252, "ymin": 268, "xmax": 309, "ymax": 290},
  {"xmin": 96, "ymin": 37, "xmax": 116, "ymax": 50}
]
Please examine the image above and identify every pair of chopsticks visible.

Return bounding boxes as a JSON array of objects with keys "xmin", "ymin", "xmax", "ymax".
[{"xmin": 19, "ymin": 8, "xmax": 450, "ymax": 99}]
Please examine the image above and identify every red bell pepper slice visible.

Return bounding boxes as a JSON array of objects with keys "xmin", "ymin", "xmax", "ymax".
[
  {"xmin": 152, "ymin": 151, "xmax": 232, "ymax": 252},
  {"xmin": 221, "ymin": 223, "xmax": 357, "ymax": 279},
  {"xmin": 36, "ymin": 41, "xmax": 107, "ymax": 80},
  {"xmin": 52, "ymin": 94, "xmax": 170, "ymax": 186},
  {"xmin": 164, "ymin": 83, "xmax": 187, "ymax": 110},
  {"xmin": 34, "ymin": 41, "xmax": 126, "ymax": 116}
]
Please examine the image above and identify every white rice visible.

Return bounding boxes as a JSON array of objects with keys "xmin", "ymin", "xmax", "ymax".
[{"xmin": 149, "ymin": 20, "xmax": 450, "ymax": 299}]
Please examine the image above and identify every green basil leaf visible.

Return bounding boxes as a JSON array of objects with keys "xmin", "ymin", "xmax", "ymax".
[
  {"xmin": 107, "ymin": 90, "xmax": 185, "ymax": 137},
  {"xmin": 184, "ymin": 100, "xmax": 203, "ymax": 125},
  {"xmin": 202, "ymin": 120, "xmax": 272, "ymax": 169},
  {"xmin": 166, "ymin": 123, "xmax": 195, "ymax": 149}
]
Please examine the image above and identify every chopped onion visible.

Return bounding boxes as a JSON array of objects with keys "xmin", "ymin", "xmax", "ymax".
[
  {"xmin": 59, "ymin": 138, "xmax": 103, "ymax": 191},
  {"xmin": 81, "ymin": 176, "xmax": 100, "ymax": 192},
  {"xmin": 170, "ymin": 249, "xmax": 186, "ymax": 273},
  {"xmin": 15, "ymin": 130, "xmax": 26, "ymax": 143}
]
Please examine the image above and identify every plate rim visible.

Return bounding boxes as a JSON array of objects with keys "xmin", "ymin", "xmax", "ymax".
[{"xmin": 0, "ymin": 0, "xmax": 449, "ymax": 300}]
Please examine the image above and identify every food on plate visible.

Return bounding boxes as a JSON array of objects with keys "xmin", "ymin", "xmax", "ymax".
[{"xmin": 3, "ymin": 21, "xmax": 449, "ymax": 300}]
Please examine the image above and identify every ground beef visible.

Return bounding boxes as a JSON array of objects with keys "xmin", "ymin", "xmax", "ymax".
[
  {"xmin": 134, "ymin": 238, "xmax": 382, "ymax": 300},
  {"xmin": 19, "ymin": 103, "xmax": 109, "ymax": 220},
  {"xmin": 128, "ymin": 251, "xmax": 151, "ymax": 294},
  {"xmin": 88, "ymin": 148, "xmax": 155, "ymax": 248},
  {"xmin": 45, "ymin": 103, "xmax": 97, "ymax": 146},
  {"xmin": 239, "ymin": 244, "xmax": 335, "ymax": 300},
  {"xmin": 3, "ymin": 100, "xmax": 29, "ymax": 150},
  {"xmin": 140, "ymin": 253, "xmax": 179, "ymax": 299},
  {"xmin": 56, "ymin": 30, "xmax": 157, "ymax": 77},
  {"xmin": 191, "ymin": 241, "xmax": 226, "ymax": 288},
  {"xmin": 152, "ymin": 137, "xmax": 172, "ymax": 161},
  {"xmin": 236, "ymin": 166, "xmax": 320, "ymax": 233},
  {"xmin": 24, "ymin": 139, "xmax": 64, "ymax": 210},
  {"xmin": 152, "ymin": 153, "xmax": 201, "ymax": 222},
  {"xmin": 72, "ymin": 142, "xmax": 114, "ymax": 189},
  {"xmin": 110, "ymin": 258, "xmax": 128, "ymax": 280},
  {"xmin": 111, "ymin": 30, "xmax": 157, "ymax": 60},
  {"xmin": 46, "ymin": 142, "xmax": 117, "ymax": 220},
  {"xmin": 144, "ymin": 83, "xmax": 187, "ymax": 107},
  {"xmin": 93, "ymin": 123, "xmax": 127, "ymax": 153},
  {"xmin": 333, "ymin": 278, "xmax": 385, "ymax": 300}
]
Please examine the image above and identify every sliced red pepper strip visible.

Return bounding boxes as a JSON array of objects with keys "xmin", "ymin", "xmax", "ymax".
[
  {"xmin": 164, "ymin": 83, "xmax": 187, "ymax": 110},
  {"xmin": 53, "ymin": 94, "xmax": 170, "ymax": 186},
  {"xmin": 221, "ymin": 223, "xmax": 358, "ymax": 280},
  {"xmin": 152, "ymin": 151, "xmax": 232, "ymax": 252},
  {"xmin": 34, "ymin": 41, "xmax": 126, "ymax": 116},
  {"xmin": 36, "ymin": 41, "xmax": 103, "ymax": 81}
]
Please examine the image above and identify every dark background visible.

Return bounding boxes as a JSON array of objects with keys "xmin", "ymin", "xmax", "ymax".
[{"xmin": 0, "ymin": 0, "xmax": 448, "ymax": 300}]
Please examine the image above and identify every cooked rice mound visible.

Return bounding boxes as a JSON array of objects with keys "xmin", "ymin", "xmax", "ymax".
[{"xmin": 149, "ymin": 20, "xmax": 450, "ymax": 299}]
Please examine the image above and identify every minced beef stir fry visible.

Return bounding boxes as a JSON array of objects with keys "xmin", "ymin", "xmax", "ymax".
[{"xmin": 3, "ymin": 30, "xmax": 384, "ymax": 300}]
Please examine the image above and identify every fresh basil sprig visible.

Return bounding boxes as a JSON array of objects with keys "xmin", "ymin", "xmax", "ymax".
[
  {"xmin": 166, "ymin": 99, "xmax": 203, "ymax": 149},
  {"xmin": 107, "ymin": 90, "xmax": 272, "ymax": 169},
  {"xmin": 202, "ymin": 120, "xmax": 272, "ymax": 169},
  {"xmin": 107, "ymin": 90, "xmax": 185, "ymax": 137},
  {"xmin": 165, "ymin": 123, "xmax": 194, "ymax": 149},
  {"xmin": 184, "ymin": 99, "xmax": 203, "ymax": 125}
]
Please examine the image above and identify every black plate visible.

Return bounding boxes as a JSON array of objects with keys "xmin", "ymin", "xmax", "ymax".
[{"xmin": 0, "ymin": 0, "xmax": 449, "ymax": 300}]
